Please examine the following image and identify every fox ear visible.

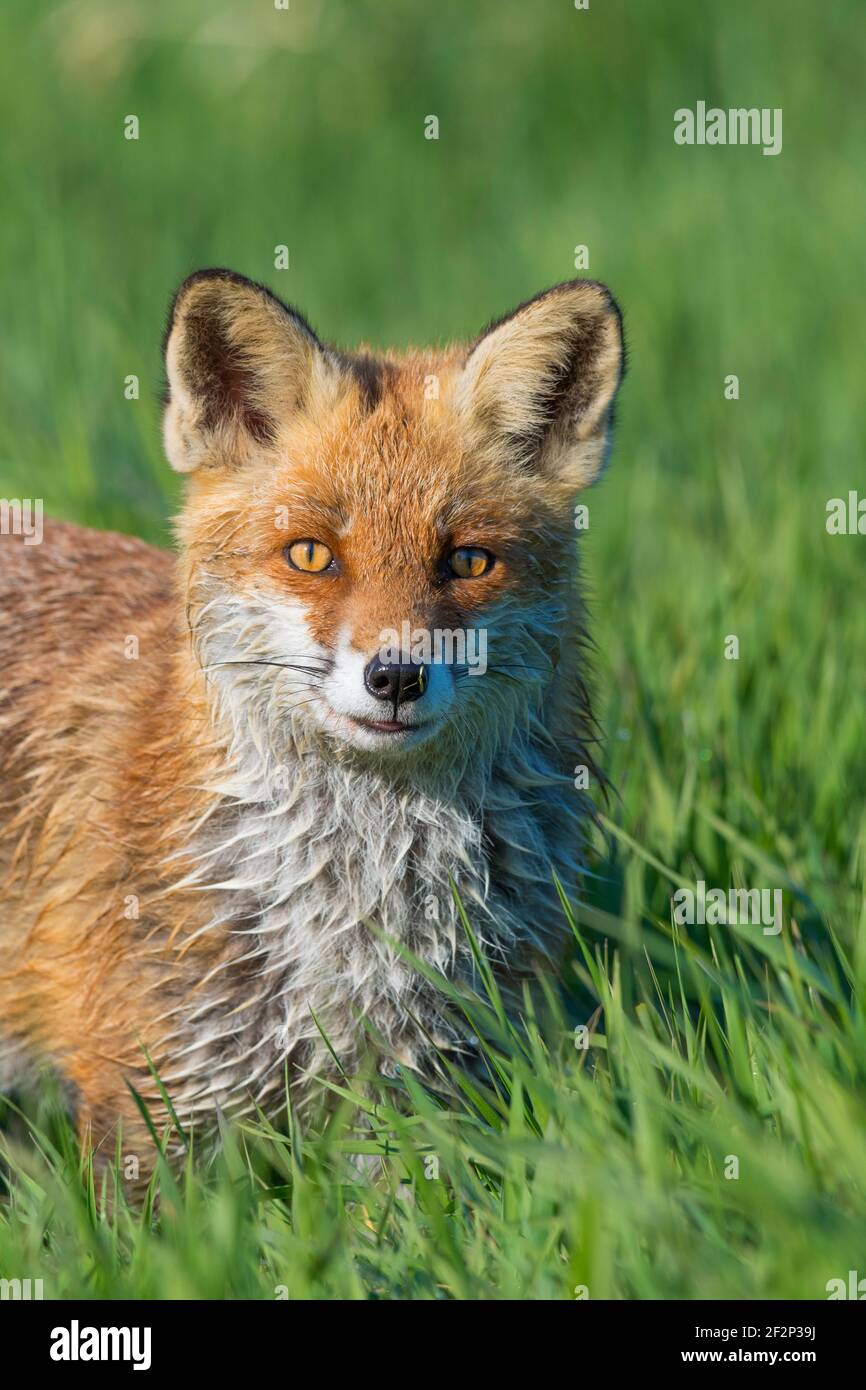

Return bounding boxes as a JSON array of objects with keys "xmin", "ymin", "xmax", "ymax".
[
  {"xmin": 162, "ymin": 269, "xmax": 338, "ymax": 473},
  {"xmin": 456, "ymin": 280, "xmax": 624, "ymax": 492}
]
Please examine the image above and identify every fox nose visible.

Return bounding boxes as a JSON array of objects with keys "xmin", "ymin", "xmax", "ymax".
[{"xmin": 364, "ymin": 657, "xmax": 427, "ymax": 704}]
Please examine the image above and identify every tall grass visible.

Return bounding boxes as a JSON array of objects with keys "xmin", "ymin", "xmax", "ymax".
[{"xmin": 3, "ymin": 877, "xmax": 866, "ymax": 1300}]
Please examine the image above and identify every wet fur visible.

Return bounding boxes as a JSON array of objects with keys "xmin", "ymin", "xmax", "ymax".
[{"xmin": 0, "ymin": 271, "xmax": 623, "ymax": 1177}]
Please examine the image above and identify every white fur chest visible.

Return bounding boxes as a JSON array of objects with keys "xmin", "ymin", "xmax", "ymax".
[{"xmin": 161, "ymin": 749, "xmax": 502, "ymax": 1124}]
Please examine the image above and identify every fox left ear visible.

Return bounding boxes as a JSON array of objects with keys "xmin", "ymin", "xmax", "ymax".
[
  {"xmin": 456, "ymin": 280, "xmax": 624, "ymax": 492},
  {"xmin": 162, "ymin": 268, "xmax": 341, "ymax": 473}
]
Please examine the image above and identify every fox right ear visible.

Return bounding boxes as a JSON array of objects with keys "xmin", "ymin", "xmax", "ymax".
[
  {"xmin": 162, "ymin": 269, "xmax": 339, "ymax": 473},
  {"xmin": 456, "ymin": 280, "xmax": 624, "ymax": 494}
]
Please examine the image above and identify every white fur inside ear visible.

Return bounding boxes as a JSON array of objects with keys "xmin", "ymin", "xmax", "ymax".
[
  {"xmin": 162, "ymin": 322, "xmax": 222, "ymax": 473},
  {"xmin": 457, "ymin": 282, "xmax": 623, "ymax": 491},
  {"xmin": 160, "ymin": 271, "xmax": 331, "ymax": 475},
  {"xmin": 162, "ymin": 393, "xmax": 202, "ymax": 474}
]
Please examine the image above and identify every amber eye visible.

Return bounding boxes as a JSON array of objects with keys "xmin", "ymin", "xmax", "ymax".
[
  {"xmin": 447, "ymin": 546, "xmax": 494, "ymax": 579},
  {"xmin": 286, "ymin": 539, "xmax": 334, "ymax": 573}
]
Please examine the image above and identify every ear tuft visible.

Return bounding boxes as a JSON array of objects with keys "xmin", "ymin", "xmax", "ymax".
[
  {"xmin": 162, "ymin": 269, "xmax": 330, "ymax": 473},
  {"xmin": 457, "ymin": 280, "xmax": 625, "ymax": 492}
]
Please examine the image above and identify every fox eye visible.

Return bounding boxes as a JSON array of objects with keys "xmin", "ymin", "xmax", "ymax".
[
  {"xmin": 286, "ymin": 539, "xmax": 334, "ymax": 573},
  {"xmin": 447, "ymin": 546, "xmax": 494, "ymax": 579}
]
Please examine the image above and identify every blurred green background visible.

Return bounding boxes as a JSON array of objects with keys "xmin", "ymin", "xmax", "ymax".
[
  {"xmin": 2, "ymin": 0, "xmax": 866, "ymax": 1299},
  {"xmin": 1, "ymin": 0, "xmax": 863, "ymax": 868}
]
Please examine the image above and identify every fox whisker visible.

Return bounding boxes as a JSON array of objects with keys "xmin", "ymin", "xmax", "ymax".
[{"xmin": 202, "ymin": 660, "xmax": 329, "ymax": 679}]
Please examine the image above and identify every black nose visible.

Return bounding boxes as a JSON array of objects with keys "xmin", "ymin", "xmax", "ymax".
[{"xmin": 364, "ymin": 657, "xmax": 427, "ymax": 704}]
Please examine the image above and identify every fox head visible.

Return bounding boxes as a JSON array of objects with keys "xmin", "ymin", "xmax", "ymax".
[{"xmin": 163, "ymin": 269, "xmax": 623, "ymax": 772}]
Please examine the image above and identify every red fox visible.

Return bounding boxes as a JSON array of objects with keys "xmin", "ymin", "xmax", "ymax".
[{"xmin": 0, "ymin": 270, "xmax": 623, "ymax": 1178}]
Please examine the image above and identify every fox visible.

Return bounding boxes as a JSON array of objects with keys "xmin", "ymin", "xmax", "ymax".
[{"xmin": 0, "ymin": 269, "xmax": 624, "ymax": 1181}]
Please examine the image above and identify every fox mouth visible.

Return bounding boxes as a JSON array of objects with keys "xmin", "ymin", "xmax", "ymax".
[
  {"xmin": 350, "ymin": 715, "xmax": 413, "ymax": 735},
  {"xmin": 342, "ymin": 712, "xmax": 435, "ymax": 738},
  {"xmin": 324, "ymin": 708, "xmax": 440, "ymax": 747}
]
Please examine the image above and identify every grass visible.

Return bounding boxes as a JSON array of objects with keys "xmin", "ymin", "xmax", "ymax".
[
  {"xmin": 3, "ymin": 892, "xmax": 866, "ymax": 1299},
  {"xmin": 1, "ymin": 0, "xmax": 865, "ymax": 1299}
]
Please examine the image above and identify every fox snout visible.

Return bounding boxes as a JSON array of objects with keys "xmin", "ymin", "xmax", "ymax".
[{"xmin": 317, "ymin": 629, "xmax": 456, "ymax": 751}]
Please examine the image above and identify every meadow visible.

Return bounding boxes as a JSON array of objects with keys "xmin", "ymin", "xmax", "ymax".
[{"xmin": 1, "ymin": 0, "xmax": 865, "ymax": 1299}]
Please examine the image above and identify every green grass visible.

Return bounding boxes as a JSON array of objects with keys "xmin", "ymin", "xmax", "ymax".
[{"xmin": 1, "ymin": 0, "xmax": 865, "ymax": 1299}]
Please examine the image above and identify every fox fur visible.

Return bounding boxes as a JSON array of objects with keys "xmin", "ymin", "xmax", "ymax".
[{"xmin": 0, "ymin": 270, "xmax": 624, "ymax": 1178}]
